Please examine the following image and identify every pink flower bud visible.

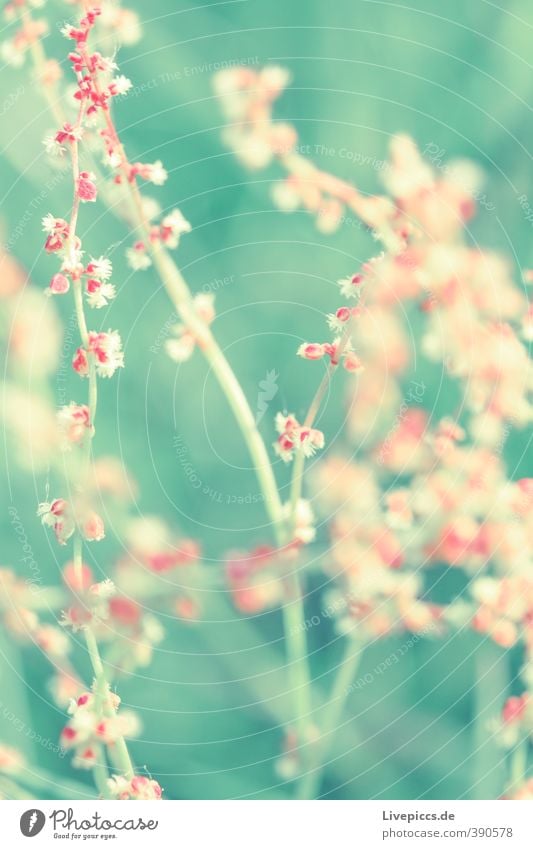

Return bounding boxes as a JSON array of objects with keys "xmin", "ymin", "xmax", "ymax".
[
  {"xmin": 335, "ymin": 307, "xmax": 351, "ymax": 323},
  {"xmin": 49, "ymin": 273, "xmax": 70, "ymax": 295},
  {"xmin": 297, "ymin": 342, "xmax": 325, "ymax": 360},
  {"xmin": 44, "ymin": 233, "xmax": 64, "ymax": 253},
  {"xmin": 502, "ymin": 695, "xmax": 527, "ymax": 724},
  {"xmin": 343, "ymin": 352, "xmax": 364, "ymax": 373},
  {"xmin": 77, "ymin": 172, "xmax": 97, "ymax": 202},
  {"xmin": 72, "ymin": 347, "xmax": 89, "ymax": 376},
  {"xmin": 63, "ymin": 561, "xmax": 93, "ymax": 593},
  {"xmin": 82, "ymin": 512, "xmax": 105, "ymax": 542},
  {"xmin": 109, "ymin": 596, "xmax": 141, "ymax": 626},
  {"xmin": 50, "ymin": 498, "xmax": 67, "ymax": 517}
]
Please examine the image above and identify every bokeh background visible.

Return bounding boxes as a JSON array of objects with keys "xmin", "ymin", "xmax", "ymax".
[{"xmin": 0, "ymin": 0, "xmax": 532, "ymax": 799}]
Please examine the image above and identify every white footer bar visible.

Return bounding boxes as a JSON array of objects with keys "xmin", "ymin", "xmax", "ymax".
[{"xmin": 2, "ymin": 799, "xmax": 532, "ymax": 848}]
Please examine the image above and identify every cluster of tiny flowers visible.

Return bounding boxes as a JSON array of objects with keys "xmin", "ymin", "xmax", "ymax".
[
  {"xmin": 60, "ymin": 557, "xmax": 166, "ymax": 671},
  {"xmin": 225, "ymin": 544, "xmax": 289, "ymax": 614},
  {"xmin": 52, "ymin": 9, "xmax": 190, "ymax": 272},
  {"xmin": 214, "ymin": 66, "xmax": 398, "ymax": 236},
  {"xmin": 165, "ymin": 293, "xmax": 216, "ymax": 362},
  {"xmin": 297, "ymin": 292, "xmax": 364, "ymax": 374},
  {"xmin": 108, "ymin": 775, "xmax": 162, "ymax": 800},
  {"xmin": 273, "ymin": 412, "xmax": 325, "ymax": 463},
  {"xmin": 42, "ymin": 213, "xmax": 117, "ymax": 309},
  {"xmin": 57, "ymin": 402, "xmax": 91, "ymax": 448},
  {"xmin": 224, "ymin": 500, "xmax": 315, "ymax": 615},
  {"xmin": 1, "ymin": 0, "xmax": 141, "ymax": 73},
  {"xmin": 61, "ymin": 688, "xmax": 140, "ymax": 770},
  {"xmin": 0, "ymin": 569, "xmax": 92, "ymax": 745},
  {"xmin": 0, "ymin": 567, "xmax": 72, "ymax": 661},
  {"xmin": 125, "ymin": 208, "xmax": 191, "ymax": 271},
  {"xmin": 72, "ymin": 330, "xmax": 124, "ymax": 378},
  {"xmin": 118, "ymin": 515, "xmax": 201, "ymax": 574},
  {"xmin": 60, "ymin": 563, "xmax": 116, "ymax": 633},
  {"xmin": 1, "ymin": 1, "xmax": 48, "ymax": 68},
  {"xmin": 214, "ymin": 66, "xmax": 294, "ymax": 170},
  {"xmin": 38, "ymin": 498, "xmax": 105, "ymax": 545}
]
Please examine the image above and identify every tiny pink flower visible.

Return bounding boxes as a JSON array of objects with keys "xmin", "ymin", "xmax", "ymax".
[
  {"xmin": 343, "ymin": 351, "xmax": 364, "ymax": 373},
  {"xmin": 77, "ymin": 171, "xmax": 97, "ymax": 202},
  {"xmin": 297, "ymin": 342, "xmax": 326, "ymax": 360},
  {"xmin": 38, "ymin": 499, "xmax": 75, "ymax": 545},
  {"xmin": 48, "ymin": 273, "xmax": 70, "ymax": 295},
  {"xmin": 274, "ymin": 412, "xmax": 325, "ymax": 462},
  {"xmin": 82, "ymin": 511, "xmax": 105, "ymax": 542},
  {"xmin": 57, "ymin": 403, "xmax": 91, "ymax": 445},
  {"xmin": 72, "ymin": 347, "xmax": 89, "ymax": 376},
  {"xmin": 63, "ymin": 561, "xmax": 94, "ymax": 593}
]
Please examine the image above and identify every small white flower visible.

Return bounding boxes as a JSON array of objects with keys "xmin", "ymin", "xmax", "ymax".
[
  {"xmin": 59, "ymin": 24, "xmax": 76, "ymax": 39},
  {"xmin": 165, "ymin": 333, "xmax": 195, "ymax": 363},
  {"xmin": 86, "ymin": 283, "xmax": 116, "ymax": 309},
  {"xmin": 90, "ymin": 579, "xmax": 115, "ymax": 600},
  {"xmin": 100, "ymin": 56, "xmax": 118, "ymax": 74},
  {"xmin": 163, "ymin": 208, "xmax": 191, "ymax": 235},
  {"xmin": 41, "ymin": 213, "xmax": 57, "ymax": 233},
  {"xmin": 326, "ymin": 313, "xmax": 344, "ymax": 332},
  {"xmin": 338, "ymin": 276, "xmax": 359, "ymax": 299},
  {"xmin": 104, "ymin": 150, "xmax": 122, "ymax": 169},
  {"xmin": 0, "ymin": 39, "xmax": 26, "ymax": 68},
  {"xmin": 89, "ymin": 256, "xmax": 113, "ymax": 280},
  {"xmin": 43, "ymin": 135, "xmax": 65, "ymax": 156},
  {"xmin": 112, "ymin": 74, "xmax": 132, "ymax": 95},
  {"xmin": 271, "ymin": 181, "xmax": 300, "ymax": 212},
  {"xmin": 126, "ymin": 247, "xmax": 152, "ymax": 271},
  {"xmin": 147, "ymin": 160, "xmax": 168, "ymax": 186}
]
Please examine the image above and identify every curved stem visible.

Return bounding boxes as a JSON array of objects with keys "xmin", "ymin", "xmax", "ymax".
[
  {"xmin": 297, "ymin": 639, "xmax": 363, "ymax": 799},
  {"xmin": 282, "ymin": 571, "xmax": 313, "ymax": 754},
  {"xmin": 62, "ymin": 76, "xmax": 134, "ymax": 789},
  {"xmin": 509, "ymin": 737, "xmax": 529, "ymax": 792},
  {"xmin": 289, "ymin": 321, "xmax": 354, "ymax": 522},
  {"xmin": 19, "ymin": 8, "xmax": 340, "ymax": 795}
]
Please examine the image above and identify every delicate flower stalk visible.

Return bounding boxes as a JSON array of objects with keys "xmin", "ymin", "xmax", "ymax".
[
  {"xmin": 33, "ymin": 7, "xmax": 137, "ymax": 799},
  {"xmin": 13, "ymin": 2, "xmax": 317, "ymax": 795},
  {"xmin": 8, "ymin": 4, "xmax": 365, "ymax": 797},
  {"xmin": 296, "ymin": 639, "xmax": 364, "ymax": 799}
]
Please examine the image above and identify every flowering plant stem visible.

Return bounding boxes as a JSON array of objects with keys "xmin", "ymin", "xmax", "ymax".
[
  {"xmin": 20, "ymin": 6, "xmax": 363, "ymax": 799},
  {"xmin": 64, "ymin": 85, "xmax": 134, "ymax": 794},
  {"xmin": 510, "ymin": 737, "xmax": 529, "ymax": 791},
  {"xmin": 296, "ymin": 639, "xmax": 364, "ymax": 799},
  {"xmin": 288, "ymin": 321, "xmax": 355, "ymax": 521}
]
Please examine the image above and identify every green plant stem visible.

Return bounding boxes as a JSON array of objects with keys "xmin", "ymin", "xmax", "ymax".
[
  {"xmin": 66, "ymin": 102, "xmax": 134, "ymax": 790},
  {"xmin": 281, "ymin": 572, "xmax": 314, "ymax": 755},
  {"xmin": 92, "ymin": 747, "xmax": 112, "ymax": 800},
  {"xmin": 510, "ymin": 737, "xmax": 529, "ymax": 791},
  {"xmin": 72, "ymin": 537, "xmax": 135, "ymax": 784},
  {"xmin": 284, "ymin": 322, "xmax": 355, "ymax": 778},
  {"xmin": 472, "ymin": 641, "xmax": 507, "ymax": 800},
  {"xmin": 297, "ymin": 639, "xmax": 363, "ymax": 799},
  {"xmin": 24, "ymin": 11, "xmax": 319, "ymax": 793},
  {"xmin": 289, "ymin": 321, "xmax": 354, "ymax": 521}
]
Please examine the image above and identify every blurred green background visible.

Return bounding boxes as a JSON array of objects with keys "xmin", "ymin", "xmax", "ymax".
[{"xmin": 0, "ymin": 0, "xmax": 532, "ymax": 799}]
